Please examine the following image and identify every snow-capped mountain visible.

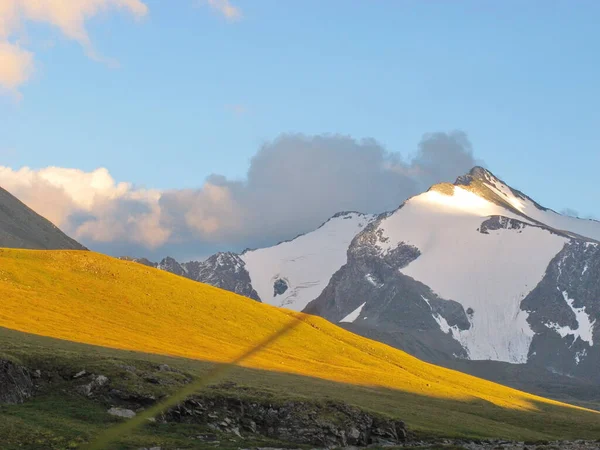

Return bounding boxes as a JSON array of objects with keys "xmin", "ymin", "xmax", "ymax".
[
  {"xmin": 308, "ymin": 167, "xmax": 600, "ymax": 381},
  {"xmin": 143, "ymin": 167, "xmax": 600, "ymax": 383}
]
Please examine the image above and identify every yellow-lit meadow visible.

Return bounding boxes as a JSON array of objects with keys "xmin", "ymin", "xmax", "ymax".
[{"xmin": 0, "ymin": 248, "xmax": 595, "ymax": 418}]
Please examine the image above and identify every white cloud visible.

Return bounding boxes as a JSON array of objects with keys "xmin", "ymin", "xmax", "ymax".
[
  {"xmin": 0, "ymin": 165, "xmax": 169, "ymax": 248},
  {"xmin": 207, "ymin": 0, "xmax": 242, "ymax": 21},
  {"xmin": 0, "ymin": 41, "xmax": 33, "ymax": 98},
  {"xmin": 0, "ymin": 0, "xmax": 149, "ymax": 96},
  {"xmin": 0, "ymin": 132, "xmax": 480, "ymax": 260}
]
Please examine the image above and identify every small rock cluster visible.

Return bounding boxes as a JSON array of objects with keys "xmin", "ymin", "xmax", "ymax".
[{"xmin": 75, "ymin": 372, "xmax": 109, "ymax": 397}]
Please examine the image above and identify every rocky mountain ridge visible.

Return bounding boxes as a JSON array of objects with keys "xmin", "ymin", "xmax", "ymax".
[{"xmin": 120, "ymin": 252, "xmax": 260, "ymax": 301}]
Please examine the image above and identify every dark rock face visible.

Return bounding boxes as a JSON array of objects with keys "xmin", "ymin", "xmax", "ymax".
[
  {"xmin": 273, "ymin": 278, "xmax": 288, "ymax": 297},
  {"xmin": 119, "ymin": 256, "xmax": 157, "ymax": 268},
  {"xmin": 0, "ymin": 360, "xmax": 34, "ymax": 404},
  {"xmin": 0, "ymin": 186, "xmax": 86, "ymax": 250},
  {"xmin": 191, "ymin": 252, "xmax": 260, "ymax": 301},
  {"xmin": 166, "ymin": 395, "xmax": 407, "ymax": 447},
  {"xmin": 305, "ymin": 218, "xmax": 470, "ymax": 363},
  {"xmin": 523, "ymin": 240, "xmax": 600, "ymax": 382},
  {"xmin": 128, "ymin": 252, "xmax": 261, "ymax": 301},
  {"xmin": 158, "ymin": 256, "xmax": 187, "ymax": 277},
  {"xmin": 479, "ymin": 216, "xmax": 527, "ymax": 234}
]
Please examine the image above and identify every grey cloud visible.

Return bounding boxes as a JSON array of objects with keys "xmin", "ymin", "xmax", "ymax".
[{"xmin": 410, "ymin": 131, "xmax": 482, "ymax": 190}]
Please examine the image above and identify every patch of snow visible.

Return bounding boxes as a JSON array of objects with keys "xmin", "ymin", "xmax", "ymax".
[
  {"xmin": 556, "ymin": 252, "xmax": 569, "ymax": 278},
  {"xmin": 422, "ymin": 296, "xmax": 470, "ymax": 352},
  {"xmin": 376, "ymin": 186, "xmax": 567, "ymax": 364},
  {"xmin": 340, "ymin": 302, "xmax": 366, "ymax": 323},
  {"xmin": 365, "ymin": 273, "xmax": 383, "ymax": 288},
  {"xmin": 582, "ymin": 263, "xmax": 589, "ymax": 276},
  {"xmin": 242, "ymin": 213, "xmax": 375, "ymax": 311},
  {"xmin": 575, "ymin": 349, "xmax": 587, "ymax": 365},
  {"xmin": 545, "ymin": 290, "xmax": 596, "ymax": 346},
  {"xmin": 547, "ymin": 367, "xmax": 575, "ymax": 378},
  {"xmin": 434, "ymin": 316, "xmax": 471, "ymax": 353},
  {"xmin": 420, "ymin": 295, "xmax": 431, "ymax": 308}
]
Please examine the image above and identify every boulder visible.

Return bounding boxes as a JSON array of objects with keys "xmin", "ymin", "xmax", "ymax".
[{"xmin": 108, "ymin": 407, "xmax": 137, "ymax": 418}]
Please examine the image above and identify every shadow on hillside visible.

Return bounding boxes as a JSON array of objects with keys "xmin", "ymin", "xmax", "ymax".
[{"xmin": 1, "ymin": 325, "xmax": 599, "ymax": 443}]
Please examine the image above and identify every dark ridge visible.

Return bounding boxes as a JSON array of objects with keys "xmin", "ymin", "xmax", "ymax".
[{"xmin": 0, "ymin": 186, "xmax": 86, "ymax": 251}]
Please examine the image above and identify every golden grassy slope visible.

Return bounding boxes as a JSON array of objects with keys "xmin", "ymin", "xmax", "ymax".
[{"xmin": 0, "ymin": 248, "xmax": 594, "ymax": 418}]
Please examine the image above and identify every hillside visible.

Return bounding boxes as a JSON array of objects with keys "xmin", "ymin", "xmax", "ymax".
[
  {"xmin": 0, "ymin": 248, "xmax": 599, "ymax": 447},
  {"xmin": 0, "ymin": 186, "xmax": 86, "ymax": 250}
]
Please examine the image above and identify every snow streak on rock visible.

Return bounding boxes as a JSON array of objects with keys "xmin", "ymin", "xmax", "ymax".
[
  {"xmin": 544, "ymin": 290, "xmax": 596, "ymax": 347},
  {"xmin": 340, "ymin": 302, "xmax": 366, "ymax": 323}
]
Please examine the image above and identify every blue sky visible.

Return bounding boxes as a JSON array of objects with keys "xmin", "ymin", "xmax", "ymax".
[{"xmin": 0, "ymin": 0, "xmax": 599, "ymax": 257}]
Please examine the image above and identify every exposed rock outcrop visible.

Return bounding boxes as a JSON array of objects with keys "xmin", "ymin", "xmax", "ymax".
[
  {"xmin": 0, "ymin": 360, "xmax": 34, "ymax": 404},
  {"xmin": 165, "ymin": 395, "xmax": 407, "ymax": 447}
]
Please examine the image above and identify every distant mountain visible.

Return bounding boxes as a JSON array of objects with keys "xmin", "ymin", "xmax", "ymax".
[
  {"xmin": 0, "ymin": 186, "xmax": 85, "ymax": 250},
  {"xmin": 134, "ymin": 167, "xmax": 600, "ymax": 388}
]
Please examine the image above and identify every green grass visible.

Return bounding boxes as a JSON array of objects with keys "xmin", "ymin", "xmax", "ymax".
[{"xmin": 1, "ymin": 326, "xmax": 600, "ymax": 449}]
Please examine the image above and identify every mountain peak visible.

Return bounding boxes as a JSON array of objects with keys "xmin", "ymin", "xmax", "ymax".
[
  {"xmin": 425, "ymin": 167, "xmax": 502, "ymax": 199},
  {"xmin": 468, "ymin": 165, "xmax": 491, "ymax": 177},
  {"xmin": 455, "ymin": 165, "xmax": 501, "ymax": 187}
]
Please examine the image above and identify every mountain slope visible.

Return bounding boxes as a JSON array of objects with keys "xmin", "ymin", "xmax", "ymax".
[
  {"xmin": 0, "ymin": 186, "xmax": 85, "ymax": 250},
  {"xmin": 2, "ymin": 247, "xmax": 598, "ymax": 426}
]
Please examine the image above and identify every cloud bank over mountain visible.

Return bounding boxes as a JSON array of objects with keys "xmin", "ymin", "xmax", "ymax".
[{"xmin": 0, "ymin": 131, "xmax": 480, "ymax": 260}]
